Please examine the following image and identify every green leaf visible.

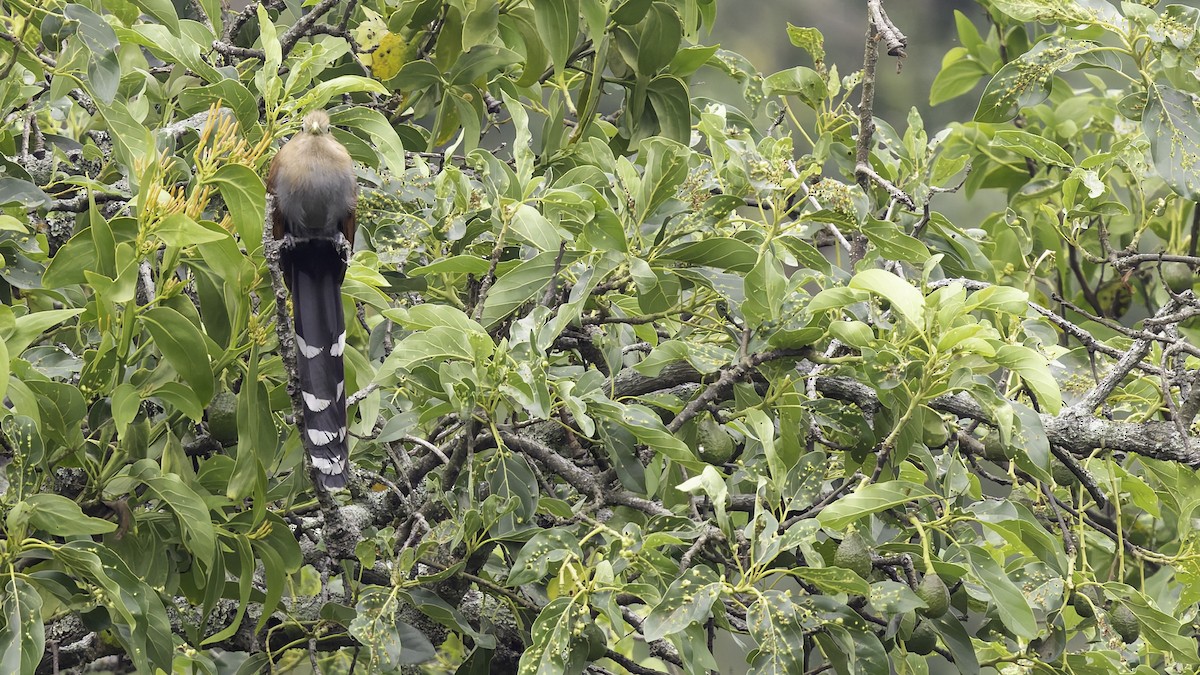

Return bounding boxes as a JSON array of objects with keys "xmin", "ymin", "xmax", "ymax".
[
  {"xmin": 930, "ymin": 614, "xmax": 980, "ymax": 674},
  {"xmin": 201, "ymin": 534, "xmax": 253, "ymax": 644},
  {"xmin": 54, "ymin": 542, "xmax": 174, "ymax": 672},
  {"xmin": 1009, "ymin": 402, "xmax": 1054, "ymax": 482},
  {"xmin": 144, "ymin": 475, "xmax": 217, "ymax": 569},
  {"xmin": 637, "ymin": 137, "xmax": 689, "ymax": 223},
  {"xmin": 638, "ymin": 2, "xmax": 682, "ymax": 75},
  {"xmin": 808, "ymin": 286, "xmax": 870, "ymax": 314},
  {"xmin": 742, "ymin": 251, "xmax": 787, "ymax": 326},
  {"xmin": 229, "ymin": 350, "xmax": 275, "ymax": 499},
  {"xmin": 747, "ymin": 590, "xmax": 806, "ymax": 675},
  {"xmin": 23, "ymin": 494, "xmax": 116, "ymax": 535},
  {"xmin": 764, "ymin": 66, "xmax": 827, "ymax": 109},
  {"xmin": 991, "ymin": 129, "xmax": 1075, "ymax": 167},
  {"xmin": 122, "ymin": 24, "xmax": 223, "ymax": 82},
  {"xmin": 643, "ymin": 565, "xmax": 722, "ymax": 641},
  {"xmin": 848, "ymin": 269, "xmax": 925, "ymax": 325},
  {"xmin": 1144, "ymin": 85, "xmax": 1200, "ymax": 200},
  {"xmin": 332, "ymin": 106, "xmax": 408, "ymax": 175},
  {"xmin": 141, "ymin": 307, "xmax": 214, "ymax": 405},
  {"xmin": 385, "ymin": 326, "xmax": 478, "ymax": 372},
  {"xmin": 862, "ymin": 219, "xmax": 932, "ymax": 263},
  {"xmin": 152, "ymin": 381, "xmax": 205, "ymax": 421},
  {"xmin": 988, "ymin": 0, "xmax": 1091, "ymax": 22},
  {"xmin": 661, "ymin": 237, "xmax": 758, "ymax": 272},
  {"xmin": 677, "ymin": 466, "xmax": 730, "ymax": 527},
  {"xmin": 964, "ymin": 545, "xmax": 1038, "ymax": 639},
  {"xmin": 611, "ymin": 403, "xmax": 700, "ymax": 469},
  {"xmin": 518, "ymin": 597, "xmax": 588, "ymax": 675},
  {"xmin": 129, "ymin": 0, "xmax": 180, "ymax": 33},
  {"xmin": 668, "ymin": 44, "xmax": 719, "ymax": 78},
  {"xmin": 869, "ymin": 580, "xmax": 929, "ymax": 614},
  {"xmin": 349, "ymin": 588, "xmax": 405, "ymax": 670},
  {"xmin": 970, "ymin": 500, "xmax": 1066, "ymax": 574},
  {"xmin": 386, "ymin": 304, "xmax": 489, "ymax": 337},
  {"xmin": 817, "ymin": 481, "xmax": 935, "ymax": 530},
  {"xmin": 206, "ymin": 164, "xmax": 265, "ymax": 251},
  {"xmin": 409, "ymin": 255, "xmax": 493, "ymax": 277},
  {"xmin": 246, "ymin": 512, "xmax": 303, "ymax": 633},
  {"xmin": 178, "ymin": 81, "xmax": 258, "ymax": 130},
  {"xmin": 974, "ymin": 37, "xmax": 1101, "ymax": 123},
  {"xmin": 509, "ymin": 203, "xmax": 568, "ymax": 251},
  {"xmin": 0, "ymin": 179, "xmax": 50, "ymax": 208},
  {"xmin": 786, "ymin": 24, "xmax": 825, "ymax": 64},
  {"xmin": 647, "ymin": 74, "xmax": 691, "ymax": 144},
  {"xmin": 992, "ymin": 345, "xmax": 1063, "ymax": 413},
  {"xmin": 7, "ymin": 308, "xmax": 83, "ymax": 357},
  {"xmin": 793, "ymin": 566, "xmax": 871, "ymax": 596},
  {"xmin": 1101, "ymin": 583, "xmax": 1200, "ymax": 663},
  {"xmin": 153, "ymin": 213, "xmax": 229, "ymax": 248},
  {"xmin": 492, "ymin": 452, "xmax": 538, "ymax": 534},
  {"xmin": 27, "ymin": 380, "xmax": 86, "ymax": 449},
  {"xmin": 0, "ymin": 336, "xmax": 15, "ymax": 408},
  {"xmin": 508, "ymin": 528, "xmax": 583, "ymax": 586},
  {"xmin": 634, "ymin": 340, "xmax": 729, "ymax": 376},
  {"xmin": 447, "ymin": 45, "xmax": 523, "ymax": 85},
  {"xmin": 96, "ymin": 101, "xmax": 155, "ymax": 174},
  {"xmin": 65, "ymin": 4, "xmax": 121, "ymax": 104},
  {"xmin": 480, "ymin": 250, "xmax": 584, "ymax": 327},
  {"xmin": 0, "ymin": 578, "xmax": 43, "ymax": 675},
  {"xmin": 532, "ymin": 0, "xmax": 577, "ymax": 77},
  {"xmin": 393, "ymin": 59, "xmax": 442, "ymax": 91},
  {"xmin": 503, "ymin": 10, "xmax": 551, "ymax": 88},
  {"xmin": 930, "ymin": 52, "xmax": 987, "ymax": 106},
  {"xmin": 613, "ymin": 0, "xmax": 652, "ymax": 24},
  {"xmin": 295, "ymin": 76, "xmax": 389, "ymax": 109}
]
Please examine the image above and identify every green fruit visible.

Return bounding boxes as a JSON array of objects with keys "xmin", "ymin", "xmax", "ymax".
[
  {"xmin": 1096, "ymin": 278, "xmax": 1133, "ymax": 318},
  {"xmin": 916, "ymin": 573, "xmax": 950, "ymax": 618},
  {"xmin": 906, "ymin": 620, "xmax": 937, "ymax": 655},
  {"xmin": 1161, "ymin": 262, "xmax": 1194, "ymax": 293},
  {"xmin": 1071, "ymin": 587, "xmax": 1100, "ymax": 618},
  {"xmin": 696, "ymin": 416, "xmax": 734, "ymax": 464},
  {"xmin": 1050, "ymin": 459, "xmax": 1077, "ymax": 485},
  {"xmin": 206, "ymin": 391, "xmax": 239, "ymax": 445},
  {"xmin": 921, "ymin": 412, "xmax": 951, "ymax": 448},
  {"xmin": 582, "ymin": 622, "xmax": 607, "ymax": 661},
  {"xmin": 1109, "ymin": 604, "xmax": 1139, "ymax": 643},
  {"xmin": 979, "ymin": 431, "xmax": 1010, "ymax": 461},
  {"xmin": 833, "ymin": 533, "xmax": 874, "ymax": 579}
]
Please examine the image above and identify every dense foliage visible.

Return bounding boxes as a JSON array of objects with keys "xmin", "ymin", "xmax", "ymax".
[{"xmin": 3, "ymin": 0, "xmax": 1200, "ymax": 673}]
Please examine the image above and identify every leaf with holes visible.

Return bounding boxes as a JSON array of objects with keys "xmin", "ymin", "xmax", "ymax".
[
  {"xmin": 1144, "ymin": 85, "xmax": 1200, "ymax": 200},
  {"xmin": 643, "ymin": 565, "xmax": 722, "ymax": 641},
  {"xmin": 747, "ymin": 590, "xmax": 806, "ymax": 675},
  {"xmin": 508, "ymin": 528, "xmax": 584, "ymax": 587},
  {"xmin": 0, "ymin": 578, "xmax": 43, "ymax": 675},
  {"xmin": 975, "ymin": 37, "xmax": 1102, "ymax": 123}
]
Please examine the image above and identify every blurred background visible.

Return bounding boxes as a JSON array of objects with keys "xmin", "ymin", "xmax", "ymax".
[{"xmin": 711, "ymin": 0, "xmax": 990, "ymax": 129}]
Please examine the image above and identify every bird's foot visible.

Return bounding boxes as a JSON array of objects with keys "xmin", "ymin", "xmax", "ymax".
[{"xmin": 279, "ymin": 233, "xmax": 299, "ymax": 253}]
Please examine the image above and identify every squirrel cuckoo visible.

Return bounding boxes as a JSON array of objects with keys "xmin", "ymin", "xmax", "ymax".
[{"xmin": 267, "ymin": 110, "xmax": 356, "ymax": 489}]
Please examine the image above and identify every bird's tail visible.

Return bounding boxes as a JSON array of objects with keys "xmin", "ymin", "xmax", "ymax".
[{"xmin": 283, "ymin": 239, "xmax": 350, "ymax": 489}]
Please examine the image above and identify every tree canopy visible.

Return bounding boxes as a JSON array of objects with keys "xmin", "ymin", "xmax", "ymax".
[{"xmin": 3, "ymin": 0, "xmax": 1200, "ymax": 673}]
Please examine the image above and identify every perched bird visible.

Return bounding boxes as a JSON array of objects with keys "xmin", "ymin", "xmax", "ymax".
[{"xmin": 267, "ymin": 110, "xmax": 356, "ymax": 489}]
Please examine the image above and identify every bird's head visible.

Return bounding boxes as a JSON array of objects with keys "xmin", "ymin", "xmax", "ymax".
[{"xmin": 302, "ymin": 110, "xmax": 332, "ymax": 136}]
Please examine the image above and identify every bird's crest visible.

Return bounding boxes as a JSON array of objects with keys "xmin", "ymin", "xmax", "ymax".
[{"xmin": 302, "ymin": 109, "xmax": 332, "ymax": 135}]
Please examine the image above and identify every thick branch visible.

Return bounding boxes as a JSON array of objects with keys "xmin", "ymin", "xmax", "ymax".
[{"xmin": 814, "ymin": 376, "xmax": 1200, "ymax": 467}]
